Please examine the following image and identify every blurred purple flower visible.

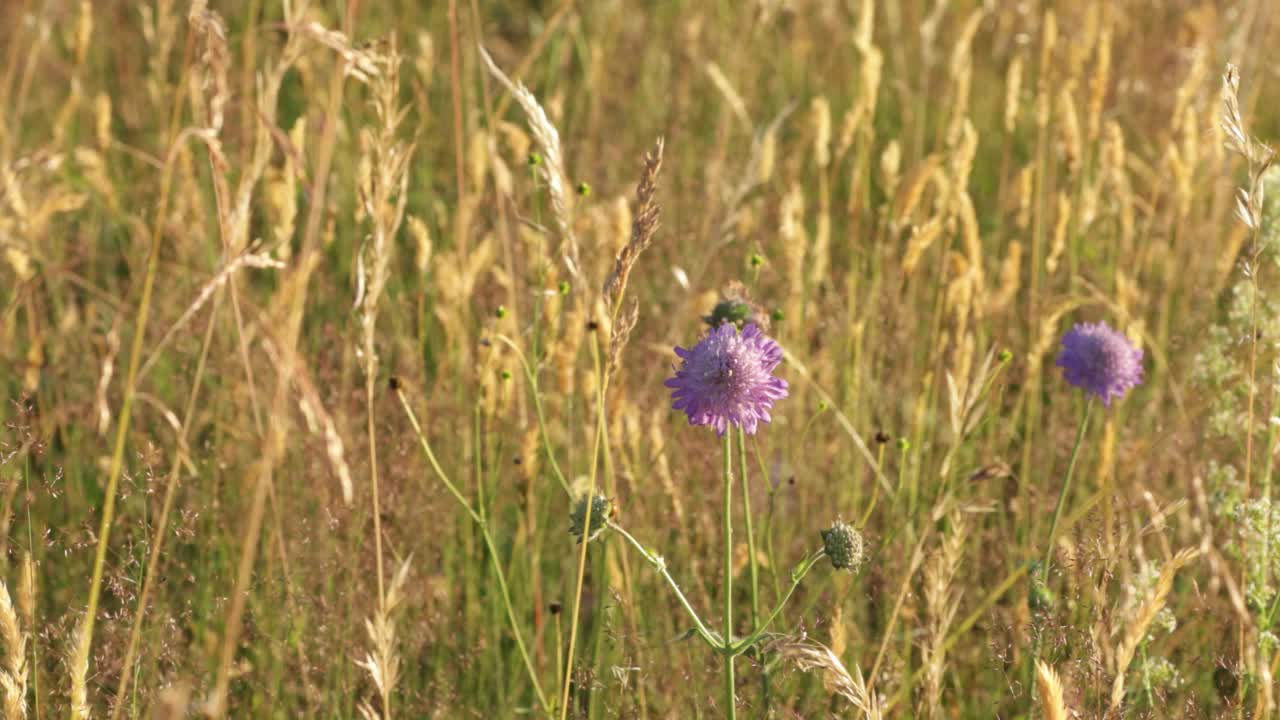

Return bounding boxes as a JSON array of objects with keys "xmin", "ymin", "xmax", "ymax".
[
  {"xmin": 665, "ymin": 322, "xmax": 789, "ymax": 436},
  {"xmin": 1055, "ymin": 321, "xmax": 1143, "ymax": 406}
]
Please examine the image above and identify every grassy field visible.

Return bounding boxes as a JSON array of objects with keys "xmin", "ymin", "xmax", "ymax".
[{"xmin": 2, "ymin": 0, "xmax": 1280, "ymax": 717}]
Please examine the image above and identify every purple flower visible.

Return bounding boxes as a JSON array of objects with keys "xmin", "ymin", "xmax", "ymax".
[
  {"xmin": 665, "ymin": 323, "xmax": 789, "ymax": 436},
  {"xmin": 1055, "ymin": 321, "xmax": 1144, "ymax": 406}
]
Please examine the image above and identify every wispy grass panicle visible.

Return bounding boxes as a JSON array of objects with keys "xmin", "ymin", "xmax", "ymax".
[
  {"xmin": 479, "ymin": 45, "xmax": 579, "ymax": 278},
  {"xmin": 765, "ymin": 634, "xmax": 883, "ymax": 718},
  {"xmin": 1034, "ymin": 661, "xmax": 1067, "ymax": 720},
  {"xmin": 604, "ymin": 137, "xmax": 664, "ymax": 304},
  {"xmin": 357, "ymin": 557, "xmax": 413, "ymax": 720}
]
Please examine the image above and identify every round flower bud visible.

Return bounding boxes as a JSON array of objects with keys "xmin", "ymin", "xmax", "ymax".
[
  {"xmin": 569, "ymin": 494, "xmax": 612, "ymax": 544},
  {"xmin": 1028, "ymin": 562, "xmax": 1057, "ymax": 612},
  {"xmin": 820, "ymin": 520, "xmax": 865, "ymax": 571},
  {"xmin": 703, "ymin": 300, "xmax": 759, "ymax": 330}
]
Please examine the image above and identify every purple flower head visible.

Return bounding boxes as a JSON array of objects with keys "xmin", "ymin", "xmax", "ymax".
[
  {"xmin": 665, "ymin": 322, "xmax": 789, "ymax": 436},
  {"xmin": 1055, "ymin": 321, "xmax": 1144, "ymax": 406}
]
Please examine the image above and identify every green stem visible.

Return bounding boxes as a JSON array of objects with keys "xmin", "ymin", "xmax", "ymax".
[
  {"xmin": 722, "ymin": 432, "xmax": 736, "ymax": 720},
  {"xmin": 394, "ymin": 389, "xmax": 552, "ymax": 716},
  {"xmin": 560, "ymin": 337, "xmax": 607, "ymax": 719},
  {"xmin": 729, "ymin": 550, "xmax": 824, "ymax": 655},
  {"xmin": 607, "ymin": 521, "xmax": 719, "ymax": 650},
  {"xmin": 1028, "ymin": 397, "xmax": 1092, "ymax": 718},
  {"xmin": 738, "ymin": 429, "xmax": 761, "ymax": 629},
  {"xmin": 493, "ymin": 334, "xmax": 571, "ymax": 496},
  {"xmin": 737, "ymin": 428, "xmax": 766, "ymax": 708},
  {"xmin": 1041, "ymin": 399, "xmax": 1093, "ymax": 576}
]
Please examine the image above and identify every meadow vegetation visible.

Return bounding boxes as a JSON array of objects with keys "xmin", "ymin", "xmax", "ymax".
[{"xmin": 2, "ymin": 0, "xmax": 1280, "ymax": 717}]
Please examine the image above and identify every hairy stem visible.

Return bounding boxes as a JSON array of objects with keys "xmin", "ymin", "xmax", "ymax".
[{"xmin": 722, "ymin": 431, "xmax": 736, "ymax": 719}]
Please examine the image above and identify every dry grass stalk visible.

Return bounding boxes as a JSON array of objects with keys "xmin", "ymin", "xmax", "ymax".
[
  {"xmin": 944, "ymin": 10, "xmax": 984, "ymax": 143},
  {"xmin": 353, "ymin": 42, "xmax": 415, "ymax": 717},
  {"xmin": 781, "ymin": 182, "xmax": 808, "ymax": 323},
  {"xmin": 649, "ymin": 410, "xmax": 684, "ymax": 524},
  {"xmin": 1045, "ymin": 192, "xmax": 1071, "ymax": 275},
  {"xmin": 604, "ymin": 137, "xmax": 664, "ymax": 304},
  {"xmin": 358, "ymin": 557, "xmax": 413, "ymax": 720},
  {"xmin": 1035, "ymin": 661, "xmax": 1067, "ymax": 720},
  {"xmin": 1109, "ymin": 547, "xmax": 1199, "ymax": 712},
  {"xmin": 188, "ymin": 0, "xmax": 229, "ymax": 135},
  {"xmin": 68, "ymin": 615, "xmax": 88, "ymax": 720},
  {"xmin": 716, "ymin": 105, "xmax": 793, "ymax": 243},
  {"xmin": 1035, "ymin": 10, "xmax": 1057, "ymax": 129},
  {"xmin": 1221, "ymin": 64, "xmax": 1275, "ymax": 231},
  {"xmin": 705, "ymin": 63, "xmax": 751, "ymax": 129},
  {"xmin": 607, "ymin": 298, "xmax": 639, "ymax": 382},
  {"xmin": 1087, "ymin": 23, "xmax": 1111, "ymax": 141},
  {"xmin": 1005, "ymin": 55, "xmax": 1023, "ymax": 134},
  {"xmin": 94, "ymin": 321, "xmax": 120, "ymax": 435},
  {"xmin": 138, "ymin": 250, "xmax": 287, "ymax": 380},
  {"xmin": 879, "ymin": 140, "xmax": 901, "ymax": 197},
  {"xmin": 1056, "ymin": 85, "xmax": 1081, "ymax": 175},
  {"xmin": 297, "ymin": 21, "xmax": 381, "ymax": 83},
  {"xmin": 767, "ymin": 634, "xmax": 882, "ymax": 718},
  {"xmin": 922, "ymin": 514, "xmax": 968, "ymax": 717},
  {"xmin": 892, "ymin": 154, "xmax": 943, "ymax": 230},
  {"xmin": 811, "ymin": 96, "xmax": 831, "ymax": 169},
  {"xmin": 479, "ymin": 46, "xmax": 579, "ymax": 278},
  {"xmin": 985, "ymin": 240, "xmax": 1022, "ymax": 314},
  {"xmin": 260, "ymin": 336, "xmax": 354, "ymax": 505},
  {"xmin": 0, "ymin": 582, "xmax": 25, "ymax": 720},
  {"xmin": 901, "ymin": 217, "xmax": 944, "ymax": 277}
]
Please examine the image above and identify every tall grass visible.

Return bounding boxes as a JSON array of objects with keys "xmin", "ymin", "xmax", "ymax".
[{"xmin": 1, "ymin": 0, "xmax": 1279, "ymax": 716}]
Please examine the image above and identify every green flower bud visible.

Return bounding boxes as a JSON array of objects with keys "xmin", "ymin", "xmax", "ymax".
[
  {"xmin": 528, "ymin": 151, "xmax": 543, "ymax": 167},
  {"xmin": 1028, "ymin": 562, "xmax": 1056, "ymax": 612},
  {"xmin": 569, "ymin": 494, "xmax": 612, "ymax": 544},
  {"xmin": 496, "ymin": 305, "xmax": 508, "ymax": 319},
  {"xmin": 576, "ymin": 181, "xmax": 592, "ymax": 197},
  {"xmin": 820, "ymin": 520, "xmax": 865, "ymax": 571},
  {"xmin": 997, "ymin": 349, "xmax": 1013, "ymax": 363},
  {"xmin": 703, "ymin": 300, "xmax": 757, "ymax": 330}
]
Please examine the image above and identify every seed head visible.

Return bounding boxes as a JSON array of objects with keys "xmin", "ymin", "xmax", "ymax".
[
  {"xmin": 569, "ymin": 494, "xmax": 612, "ymax": 544},
  {"xmin": 821, "ymin": 520, "xmax": 865, "ymax": 571}
]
